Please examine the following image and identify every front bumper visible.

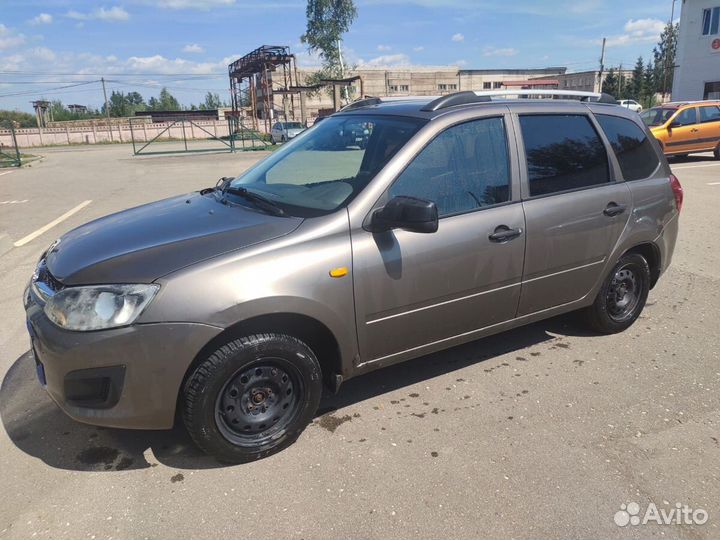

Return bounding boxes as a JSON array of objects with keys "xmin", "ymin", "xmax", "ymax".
[{"xmin": 24, "ymin": 289, "xmax": 222, "ymax": 429}]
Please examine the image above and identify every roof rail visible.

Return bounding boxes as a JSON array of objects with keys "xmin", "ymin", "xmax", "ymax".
[
  {"xmin": 340, "ymin": 95, "xmax": 438, "ymax": 112},
  {"xmin": 422, "ymin": 89, "xmax": 616, "ymax": 111}
]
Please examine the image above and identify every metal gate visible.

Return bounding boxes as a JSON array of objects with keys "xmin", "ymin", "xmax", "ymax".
[
  {"xmin": 129, "ymin": 115, "xmax": 272, "ymax": 156},
  {"xmin": 0, "ymin": 121, "xmax": 22, "ymax": 168}
]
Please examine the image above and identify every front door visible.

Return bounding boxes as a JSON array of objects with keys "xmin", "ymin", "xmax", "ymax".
[
  {"xmin": 351, "ymin": 116, "xmax": 525, "ymax": 365},
  {"xmin": 515, "ymin": 113, "xmax": 632, "ymax": 315}
]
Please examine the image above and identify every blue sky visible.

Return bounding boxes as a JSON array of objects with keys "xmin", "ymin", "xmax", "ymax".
[{"xmin": 1, "ymin": 0, "xmax": 675, "ymax": 112}]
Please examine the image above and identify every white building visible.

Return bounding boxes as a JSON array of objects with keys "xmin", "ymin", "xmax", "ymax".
[{"xmin": 672, "ymin": 0, "xmax": 720, "ymax": 100}]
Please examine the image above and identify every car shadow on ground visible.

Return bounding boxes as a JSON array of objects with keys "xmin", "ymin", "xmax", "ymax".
[
  {"xmin": 1, "ymin": 313, "xmax": 592, "ymax": 472},
  {"xmin": 667, "ymin": 153, "xmax": 717, "ymax": 164}
]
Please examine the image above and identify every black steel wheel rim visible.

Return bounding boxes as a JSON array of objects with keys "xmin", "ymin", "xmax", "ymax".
[
  {"xmin": 215, "ymin": 358, "xmax": 302, "ymax": 446},
  {"xmin": 606, "ymin": 264, "xmax": 641, "ymax": 321}
]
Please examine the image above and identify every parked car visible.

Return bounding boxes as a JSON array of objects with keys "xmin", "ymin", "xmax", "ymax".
[
  {"xmin": 641, "ymin": 100, "xmax": 720, "ymax": 159},
  {"xmin": 25, "ymin": 90, "xmax": 681, "ymax": 463},
  {"xmin": 618, "ymin": 99, "xmax": 643, "ymax": 113},
  {"xmin": 270, "ymin": 121, "xmax": 305, "ymax": 144}
]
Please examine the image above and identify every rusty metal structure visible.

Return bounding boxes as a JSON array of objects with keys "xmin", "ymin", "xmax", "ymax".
[{"xmin": 228, "ymin": 45, "xmax": 298, "ymax": 133}]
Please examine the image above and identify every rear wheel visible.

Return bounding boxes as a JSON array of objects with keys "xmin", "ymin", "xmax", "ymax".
[
  {"xmin": 182, "ymin": 333, "xmax": 322, "ymax": 463},
  {"xmin": 584, "ymin": 253, "xmax": 650, "ymax": 334}
]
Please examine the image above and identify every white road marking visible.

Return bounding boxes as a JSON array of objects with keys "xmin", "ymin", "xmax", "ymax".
[
  {"xmin": 671, "ymin": 163, "xmax": 720, "ymax": 170},
  {"xmin": 0, "ymin": 170, "xmax": 17, "ymax": 177},
  {"xmin": 13, "ymin": 200, "xmax": 92, "ymax": 247},
  {"xmin": 708, "ymin": 182, "xmax": 720, "ymax": 186},
  {"xmin": 0, "ymin": 199, "xmax": 28, "ymax": 204}
]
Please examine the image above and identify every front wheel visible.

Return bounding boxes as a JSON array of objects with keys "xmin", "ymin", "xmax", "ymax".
[
  {"xmin": 584, "ymin": 253, "xmax": 650, "ymax": 334},
  {"xmin": 182, "ymin": 333, "xmax": 322, "ymax": 463}
]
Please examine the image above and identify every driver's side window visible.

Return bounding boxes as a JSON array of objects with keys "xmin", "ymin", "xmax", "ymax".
[
  {"xmin": 674, "ymin": 108, "xmax": 697, "ymax": 126},
  {"xmin": 388, "ymin": 117, "xmax": 510, "ymax": 217}
]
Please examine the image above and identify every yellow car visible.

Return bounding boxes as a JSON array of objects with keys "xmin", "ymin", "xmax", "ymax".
[{"xmin": 641, "ymin": 101, "xmax": 720, "ymax": 158}]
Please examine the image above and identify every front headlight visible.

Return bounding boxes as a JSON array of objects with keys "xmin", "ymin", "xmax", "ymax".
[{"xmin": 44, "ymin": 284, "xmax": 159, "ymax": 331}]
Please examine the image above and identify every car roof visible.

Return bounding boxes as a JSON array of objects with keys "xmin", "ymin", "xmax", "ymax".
[{"xmin": 335, "ymin": 95, "xmax": 634, "ymax": 121}]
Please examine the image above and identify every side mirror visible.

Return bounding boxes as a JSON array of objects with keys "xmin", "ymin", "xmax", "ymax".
[
  {"xmin": 369, "ymin": 195, "xmax": 438, "ymax": 234},
  {"xmin": 668, "ymin": 120, "xmax": 681, "ymax": 129}
]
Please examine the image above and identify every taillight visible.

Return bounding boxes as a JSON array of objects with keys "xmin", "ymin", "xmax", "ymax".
[{"xmin": 670, "ymin": 173, "xmax": 683, "ymax": 213}]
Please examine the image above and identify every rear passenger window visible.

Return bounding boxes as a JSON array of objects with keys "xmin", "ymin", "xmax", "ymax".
[
  {"xmin": 596, "ymin": 114, "xmax": 660, "ymax": 181},
  {"xmin": 519, "ymin": 115, "xmax": 609, "ymax": 196},
  {"xmin": 389, "ymin": 117, "xmax": 510, "ymax": 217},
  {"xmin": 699, "ymin": 105, "xmax": 720, "ymax": 123}
]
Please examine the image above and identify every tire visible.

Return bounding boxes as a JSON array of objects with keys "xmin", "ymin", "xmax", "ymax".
[
  {"xmin": 714, "ymin": 142, "xmax": 720, "ymax": 160},
  {"xmin": 584, "ymin": 253, "xmax": 650, "ymax": 334},
  {"xmin": 182, "ymin": 333, "xmax": 322, "ymax": 463}
]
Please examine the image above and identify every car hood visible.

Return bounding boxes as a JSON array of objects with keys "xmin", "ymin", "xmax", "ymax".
[
  {"xmin": 45, "ymin": 192, "xmax": 303, "ymax": 285},
  {"xmin": 287, "ymin": 129, "xmax": 305, "ymax": 136}
]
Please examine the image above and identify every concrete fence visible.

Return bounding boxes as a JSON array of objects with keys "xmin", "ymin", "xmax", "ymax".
[{"xmin": 0, "ymin": 119, "xmax": 266, "ymax": 149}]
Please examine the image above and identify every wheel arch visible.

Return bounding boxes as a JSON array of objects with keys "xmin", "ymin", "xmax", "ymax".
[
  {"xmin": 625, "ymin": 242, "xmax": 661, "ymax": 288},
  {"xmin": 179, "ymin": 312, "xmax": 345, "ymax": 406}
]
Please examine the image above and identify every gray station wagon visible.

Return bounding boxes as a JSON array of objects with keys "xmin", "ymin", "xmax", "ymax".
[{"xmin": 24, "ymin": 90, "xmax": 682, "ymax": 462}]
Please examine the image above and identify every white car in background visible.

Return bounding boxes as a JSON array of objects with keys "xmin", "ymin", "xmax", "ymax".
[
  {"xmin": 270, "ymin": 121, "xmax": 306, "ymax": 144},
  {"xmin": 618, "ymin": 99, "xmax": 643, "ymax": 113}
]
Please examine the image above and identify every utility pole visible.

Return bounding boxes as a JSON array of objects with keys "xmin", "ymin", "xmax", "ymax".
[
  {"xmin": 101, "ymin": 77, "xmax": 113, "ymax": 141},
  {"xmin": 662, "ymin": 0, "xmax": 677, "ymax": 101},
  {"xmin": 597, "ymin": 37, "xmax": 606, "ymax": 94},
  {"xmin": 618, "ymin": 63, "xmax": 624, "ymax": 98}
]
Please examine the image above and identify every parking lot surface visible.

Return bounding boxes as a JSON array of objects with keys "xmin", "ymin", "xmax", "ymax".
[{"xmin": 1, "ymin": 145, "xmax": 719, "ymax": 539}]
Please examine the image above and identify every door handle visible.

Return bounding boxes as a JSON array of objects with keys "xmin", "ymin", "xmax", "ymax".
[
  {"xmin": 690, "ymin": 128, "xmax": 699, "ymax": 133},
  {"xmin": 603, "ymin": 202, "xmax": 626, "ymax": 217},
  {"xmin": 489, "ymin": 225, "xmax": 522, "ymax": 243}
]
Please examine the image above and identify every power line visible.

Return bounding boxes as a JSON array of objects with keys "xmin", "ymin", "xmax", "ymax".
[{"xmin": 0, "ymin": 80, "xmax": 101, "ymax": 98}]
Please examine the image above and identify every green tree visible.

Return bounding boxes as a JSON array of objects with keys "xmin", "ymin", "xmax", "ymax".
[
  {"xmin": 0, "ymin": 109, "xmax": 36, "ymax": 128},
  {"xmin": 652, "ymin": 22, "xmax": 679, "ymax": 97},
  {"xmin": 641, "ymin": 60, "xmax": 656, "ymax": 108},
  {"xmin": 300, "ymin": 0, "xmax": 357, "ymax": 96},
  {"xmin": 602, "ymin": 68, "xmax": 618, "ymax": 97},
  {"xmin": 105, "ymin": 91, "xmax": 130, "ymax": 117},
  {"xmin": 629, "ymin": 56, "xmax": 644, "ymax": 101},
  {"xmin": 152, "ymin": 88, "xmax": 181, "ymax": 111},
  {"xmin": 202, "ymin": 91, "xmax": 223, "ymax": 109}
]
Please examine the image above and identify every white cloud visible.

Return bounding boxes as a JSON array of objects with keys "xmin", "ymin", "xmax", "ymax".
[
  {"xmin": 455, "ymin": 59, "xmax": 468, "ymax": 66},
  {"xmin": 377, "ymin": 44, "xmax": 392, "ymax": 51},
  {"xmin": 0, "ymin": 24, "xmax": 26, "ymax": 50},
  {"xmin": 182, "ymin": 43, "xmax": 204, "ymax": 53},
  {"xmin": 483, "ymin": 46, "xmax": 518, "ymax": 57},
  {"xmin": 605, "ymin": 18, "xmax": 665, "ymax": 47},
  {"xmin": 66, "ymin": 6, "xmax": 130, "ymax": 22},
  {"xmin": 413, "ymin": 46, "xmax": 425, "ymax": 52},
  {"xmin": 451, "ymin": 33, "xmax": 464, "ymax": 42},
  {"xmin": 362, "ymin": 53, "xmax": 411, "ymax": 67},
  {"xmin": 30, "ymin": 13, "xmax": 53, "ymax": 25}
]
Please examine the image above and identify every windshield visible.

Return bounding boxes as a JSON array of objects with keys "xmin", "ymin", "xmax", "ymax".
[
  {"xmin": 284, "ymin": 122, "xmax": 303, "ymax": 129},
  {"xmin": 640, "ymin": 107, "xmax": 677, "ymax": 127},
  {"xmin": 230, "ymin": 114, "xmax": 425, "ymax": 217}
]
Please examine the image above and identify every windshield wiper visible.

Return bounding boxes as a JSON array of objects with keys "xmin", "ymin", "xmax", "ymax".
[{"xmin": 222, "ymin": 186, "xmax": 286, "ymax": 217}]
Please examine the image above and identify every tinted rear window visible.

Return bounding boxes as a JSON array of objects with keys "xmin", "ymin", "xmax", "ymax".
[
  {"xmin": 519, "ymin": 114, "xmax": 609, "ymax": 196},
  {"xmin": 596, "ymin": 114, "xmax": 660, "ymax": 181}
]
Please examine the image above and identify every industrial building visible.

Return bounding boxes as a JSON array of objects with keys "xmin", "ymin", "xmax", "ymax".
[{"xmin": 672, "ymin": 0, "xmax": 720, "ymax": 100}]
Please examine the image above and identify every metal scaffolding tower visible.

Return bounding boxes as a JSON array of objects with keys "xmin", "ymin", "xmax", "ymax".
[{"xmin": 228, "ymin": 45, "xmax": 298, "ymax": 133}]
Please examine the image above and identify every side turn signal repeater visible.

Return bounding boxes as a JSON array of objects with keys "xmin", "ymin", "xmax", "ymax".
[{"xmin": 329, "ymin": 267, "xmax": 348, "ymax": 278}]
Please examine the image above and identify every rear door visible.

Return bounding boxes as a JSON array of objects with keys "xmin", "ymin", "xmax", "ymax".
[
  {"xmin": 514, "ymin": 111, "xmax": 632, "ymax": 316},
  {"xmin": 696, "ymin": 105, "xmax": 720, "ymax": 151}
]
